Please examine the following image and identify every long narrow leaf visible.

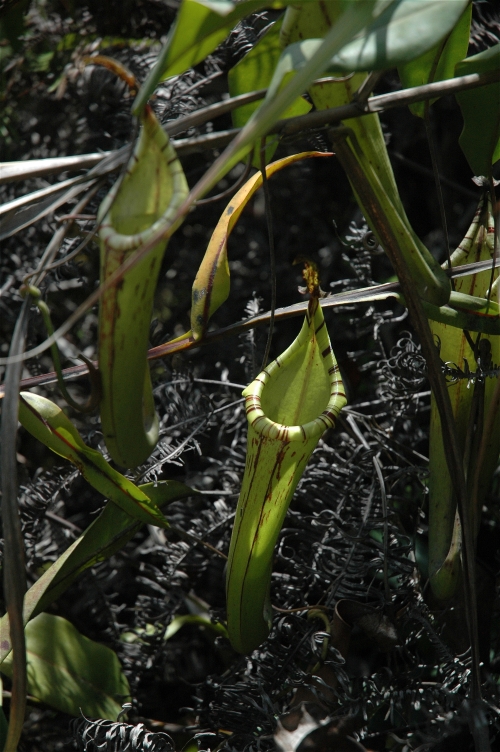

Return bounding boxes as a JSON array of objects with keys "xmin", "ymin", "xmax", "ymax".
[
  {"xmin": 0, "ymin": 147, "xmax": 128, "ymax": 241},
  {"xmin": 0, "ymin": 481, "xmax": 194, "ymax": 664},
  {"xmin": 0, "ymin": 152, "xmax": 109, "ymax": 184},
  {"xmin": 18, "ymin": 393, "xmax": 170, "ymax": 528},
  {"xmin": 0, "ymin": 301, "xmax": 29, "ymax": 752}
]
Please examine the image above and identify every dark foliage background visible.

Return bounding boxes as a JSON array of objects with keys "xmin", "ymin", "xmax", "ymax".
[{"xmin": 1, "ymin": 1, "xmax": 500, "ymax": 750}]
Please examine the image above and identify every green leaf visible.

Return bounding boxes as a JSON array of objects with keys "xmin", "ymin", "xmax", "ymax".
[
  {"xmin": 184, "ymin": 1, "xmax": 384, "ymax": 200},
  {"xmin": 1, "ymin": 613, "xmax": 130, "ymax": 720},
  {"xmin": 29, "ymin": 51, "xmax": 55, "ymax": 73},
  {"xmin": 398, "ymin": 3, "xmax": 471, "ymax": 117},
  {"xmin": 267, "ymin": 0, "xmax": 471, "ymax": 100},
  {"xmin": 0, "ymin": 481, "xmax": 194, "ymax": 663},
  {"xmin": 279, "ymin": 0, "xmax": 343, "ymax": 46},
  {"xmin": 18, "ymin": 392, "xmax": 170, "ymax": 528},
  {"xmin": 326, "ymin": 0, "xmax": 471, "ymax": 71},
  {"xmin": 228, "ymin": 19, "xmax": 311, "ymax": 164},
  {"xmin": 455, "ymin": 43, "xmax": 500, "ymax": 175},
  {"xmin": 132, "ymin": 0, "xmax": 283, "ymax": 114}
]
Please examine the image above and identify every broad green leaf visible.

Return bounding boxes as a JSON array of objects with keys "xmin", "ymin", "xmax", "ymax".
[
  {"xmin": 1, "ymin": 614, "xmax": 130, "ymax": 720},
  {"xmin": 228, "ymin": 19, "xmax": 311, "ymax": 164},
  {"xmin": 98, "ymin": 104, "xmax": 188, "ymax": 468},
  {"xmin": 18, "ymin": 392, "xmax": 170, "ymax": 528},
  {"xmin": 226, "ymin": 289, "xmax": 346, "ymax": 653},
  {"xmin": 267, "ymin": 0, "xmax": 470, "ymax": 89},
  {"xmin": 398, "ymin": 3, "xmax": 471, "ymax": 117},
  {"xmin": 0, "ymin": 481, "xmax": 194, "ymax": 663},
  {"xmin": 191, "ymin": 151, "xmax": 330, "ymax": 340},
  {"xmin": 330, "ymin": 0, "xmax": 470, "ymax": 70},
  {"xmin": 455, "ymin": 43, "xmax": 500, "ymax": 175}
]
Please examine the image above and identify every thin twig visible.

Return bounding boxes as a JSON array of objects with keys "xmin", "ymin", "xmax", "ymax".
[
  {"xmin": 45, "ymin": 510, "xmax": 83, "ymax": 534},
  {"xmin": 276, "ymin": 70, "xmax": 500, "ymax": 138},
  {"xmin": 196, "ymin": 150, "xmax": 254, "ymax": 205},
  {"xmin": 389, "ymin": 150, "xmax": 478, "ymax": 200},
  {"xmin": 23, "ymin": 185, "xmax": 101, "ymax": 287},
  {"xmin": 4, "ymin": 254, "xmax": 500, "ymax": 395},
  {"xmin": 351, "ymin": 70, "xmax": 384, "ymax": 103},
  {"xmin": 424, "ymin": 105, "xmax": 451, "ymax": 274},
  {"xmin": 0, "ymin": 153, "xmax": 112, "ymax": 184},
  {"xmin": 167, "ymin": 69, "xmax": 224, "ymax": 103},
  {"xmin": 260, "ymin": 137, "xmax": 277, "ymax": 370},
  {"xmin": 168, "ymin": 525, "xmax": 227, "ymax": 560},
  {"xmin": 4, "ymin": 70, "xmax": 497, "ymax": 186},
  {"xmin": 1, "ymin": 71, "xmax": 497, "ymax": 363}
]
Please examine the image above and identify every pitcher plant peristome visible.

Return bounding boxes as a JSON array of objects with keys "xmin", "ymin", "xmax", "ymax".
[
  {"xmin": 98, "ymin": 99, "xmax": 188, "ymax": 468},
  {"xmin": 226, "ymin": 264, "xmax": 346, "ymax": 654}
]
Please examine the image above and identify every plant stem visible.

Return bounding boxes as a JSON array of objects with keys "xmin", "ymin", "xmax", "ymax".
[
  {"xmin": 6, "ymin": 69, "xmax": 499, "ymax": 185},
  {"xmin": 328, "ymin": 128, "xmax": 484, "ymax": 732},
  {"xmin": 260, "ymin": 138, "xmax": 277, "ymax": 369},
  {"xmin": 1, "ymin": 300, "xmax": 29, "ymax": 752}
]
